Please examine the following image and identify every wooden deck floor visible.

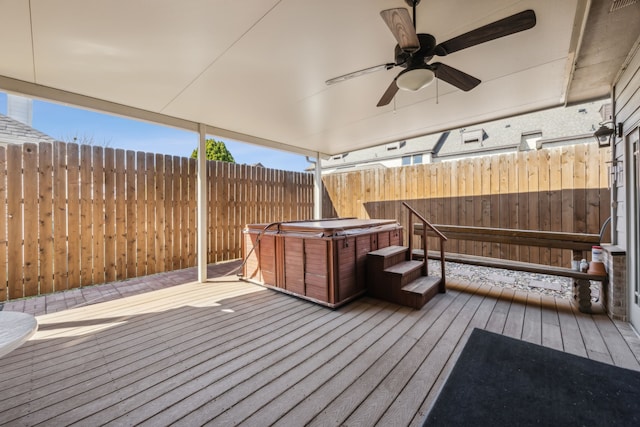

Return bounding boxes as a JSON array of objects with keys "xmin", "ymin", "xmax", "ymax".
[{"xmin": 1, "ymin": 275, "xmax": 640, "ymax": 426}]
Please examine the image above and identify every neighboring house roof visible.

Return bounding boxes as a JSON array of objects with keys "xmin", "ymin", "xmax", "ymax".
[
  {"xmin": 0, "ymin": 113, "xmax": 58, "ymax": 145},
  {"xmin": 322, "ymin": 137, "xmax": 436, "ymax": 167},
  {"xmin": 319, "ymin": 100, "xmax": 607, "ymax": 172}
]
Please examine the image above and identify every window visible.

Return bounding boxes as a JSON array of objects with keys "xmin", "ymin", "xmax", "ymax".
[{"xmin": 401, "ymin": 154, "xmax": 423, "ymax": 166}]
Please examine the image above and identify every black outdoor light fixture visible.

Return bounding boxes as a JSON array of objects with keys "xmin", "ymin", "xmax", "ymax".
[{"xmin": 593, "ymin": 121, "xmax": 623, "ymax": 147}]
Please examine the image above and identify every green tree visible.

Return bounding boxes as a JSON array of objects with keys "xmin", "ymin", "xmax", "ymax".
[{"xmin": 191, "ymin": 138, "xmax": 235, "ymax": 162}]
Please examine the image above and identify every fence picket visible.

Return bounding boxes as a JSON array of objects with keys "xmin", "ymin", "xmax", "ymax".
[
  {"xmin": 155, "ymin": 153, "xmax": 166, "ymax": 273},
  {"xmin": 53, "ymin": 142, "xmax": 68, "ymax": 291},
  {"xmin": 66, "ymin": 144, "xmax": 81, "ymax": 289},
  {"xmin": 526, "ymin": 150, "xmax": 540, "ymax": 263},
  {"xmin": 549, "ymin": 148, "xmax": 563, "ymax": 265},
  {"xmin": 105, "ymin": 147, "xmax": 117, "ymax": 283},
  {"xmin": 471, "ymin": 158, "xmax": 483, "ymax": 256},
  {"xmin": 80, "ymin": 145, "xmax": 94, "ymax": 286},
  {"xmin": 93, "ymin": 146, "xmax": 106, "ymax": 284},
  {"xmin": 164, "ymin": 155, "xmax": 173, "ymax": 269},
  {"xmin": 507, "ymin": 153, "xmax": 518, "ymax": 261},
  {"xmin": 188, "ymin": 158, "xmax": 196, "ymax": 266},
  {"xmin": 38, "ymin": 143, "xmax": 54, "ymax": 294},
  {"xmin": 172, "ymin": 156, "xmax": 181, "ymax": 269},
  {"xmin": 6, "ymin": 145, "xmax": 23, "ymax": 299},
  {"xmin": 538, "ymin": 149, "xmax": 551, "ymax": 265},
  {"xmin": 145, "ymin": 153, "xmax": 156, "ymax": 274},
  {"xmin": 560, "ymin": 146, "xmax": 575, "ymax": 266},
  {"xmin": 22, "ymin": 144, "xmax": 39, "ymax": 296},
  {"xmin": 115, "ymin": 149, "xmax": 127, "ymax": 280},
  {"xmin": 136, "ymin": 152, "xmax": 147, "ymax": 276},
  {"xmin": 0, "ymin": 148, "xmax": 6, "ymax": 300},
  {"xmin": 125, "ymin": 150, "xmax": 137, "ymax": 278}
]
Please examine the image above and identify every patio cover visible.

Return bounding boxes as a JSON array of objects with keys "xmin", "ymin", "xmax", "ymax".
[{"xmin": 1, "ymin": 0, "xmax": 638, "ymax": 157}]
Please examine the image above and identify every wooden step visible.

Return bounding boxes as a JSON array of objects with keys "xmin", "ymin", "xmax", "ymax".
[
  {"xmin": 369, "ymin": 245, "xmax": 407, "ymax": 257},
  {"xmin": 384, "ymin": 260, "xmax": 423, "ymax": 298},
  {"xmin": 384, "ymin": 260, "xmax": 423, "ymax": 276},
  {"xmin": 368, "ymin": 245, "xmax": 408, "ymax": 270},
  {"xmin": 368, "ymin": 257, "xmax": 421, "ymax": 302},
  {"xmin": 401, "ymin": 275, "xmax": 441, "ymax": 309}
]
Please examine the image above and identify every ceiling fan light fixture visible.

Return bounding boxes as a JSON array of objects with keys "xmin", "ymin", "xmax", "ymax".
[{"xmin": 396, "ymin": 67, "xmax": 435, "ymax": 91}]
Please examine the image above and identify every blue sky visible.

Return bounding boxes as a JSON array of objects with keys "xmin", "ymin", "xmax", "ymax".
[{"xmin": 0, "ymin": 92, "xmax": 311, "ymax": 172}]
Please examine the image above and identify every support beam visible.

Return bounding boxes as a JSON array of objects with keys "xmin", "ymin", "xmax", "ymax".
[
  {"xmin": 0, "ymin": 75, "xmax": 199, "ymax": 132},
  {"xmin": 0, "ymin": 75, "xmax": 327, "ymax": 159},
  {"xmin": 313, "ymin": 153, "xmax": 323, "ymax": 219},
  {"xmin": 197, "ymin": 124, "xmax": 208, "ymax": 283}
]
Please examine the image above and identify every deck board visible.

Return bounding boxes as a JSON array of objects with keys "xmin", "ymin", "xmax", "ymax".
[
  {"xmin": 1, "ymin": 273, "xmax": 640, "ymax": 427},
  {"xmin": 374, "ymin": 282, "xmax": 486, "ymax": 427},
  {"xmin": 522, "ymin": 292, "xmax": 542, "ymax": 344},
  {"xmin": 569, "ymin": 301, "xmax": 614, "ymax": 364},
  {"xmin": 485, "ymin": 287, "xmax": 514, "ymax": 334},
  {"xmin": 410, "ymin": 283, "xmax": 501, "ymax": 425},
  {"xmin": 271, "ymin": 284, "xmax": 463, "ymax": 427},
  {"xmin": 503, "ymin": 290, "xmax": 527, "ymax": 339},
  {"xmin": 555, "ymin": 297, "xmax": 589, "ymax": 357},
  {"xmin": 328, "ymin": 284, "xmax": 478, "ymax": 427}
]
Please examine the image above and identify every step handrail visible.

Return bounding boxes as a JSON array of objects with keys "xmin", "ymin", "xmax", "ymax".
[
  {"xmin": 403, "ymin": 202, "xmax": 448, "ymax": 241},
  {"xmin": 403, "ymin": 202, "xmax": 447, "ymax": 287}
]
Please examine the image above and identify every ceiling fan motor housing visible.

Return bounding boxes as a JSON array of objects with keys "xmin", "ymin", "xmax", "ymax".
[{"xmin": 395, "ymin": 33, "xmax": 437, "ymax": 67}]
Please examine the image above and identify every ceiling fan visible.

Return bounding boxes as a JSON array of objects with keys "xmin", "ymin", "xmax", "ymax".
[{"xmin": 325, "ymin": 0, "xmax": 536, "ymax": 107}]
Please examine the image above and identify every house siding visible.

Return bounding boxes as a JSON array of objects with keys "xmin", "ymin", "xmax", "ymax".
[{"xmin": 613, "ymin": 42, "xmax": 640, "ymax": 326}]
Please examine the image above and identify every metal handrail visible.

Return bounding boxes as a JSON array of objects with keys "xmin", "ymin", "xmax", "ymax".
[
  {"xmin": 403, "ymin": 202, "xmax": 447, "ymax": 285},
  {"xmin": 403, "ymin": 202, "xmax": 448, "ymax": 241}
]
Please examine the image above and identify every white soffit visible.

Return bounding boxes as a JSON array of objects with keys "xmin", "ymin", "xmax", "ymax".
[{"xmin": 0, "ymin": 0, "xmax": 589, "ymax": 156}]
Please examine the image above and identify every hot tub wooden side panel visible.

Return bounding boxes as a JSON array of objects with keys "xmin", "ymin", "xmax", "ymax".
[
  {"xmin": 243, "ymin": 233, "xmax": 261, "ymax": 283},
  {"xmin": 284, "ymin": 237, "xmax": 304, "ymax": 295},
  {"xmin": 336, "ymin": 237, "xmax": 357, "ymax": 301},
  {"xmin": 304, "ymin": 239, "xmax": 330, "ymax": 303},
  {"xmin": 260, "ymin": 235, "xmax": 277, "ymax": 286}
]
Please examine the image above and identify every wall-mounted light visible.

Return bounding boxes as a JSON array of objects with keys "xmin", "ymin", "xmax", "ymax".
[{"xmin": 593, "ymin": 121, "xmax": 622, "ymax": 147}]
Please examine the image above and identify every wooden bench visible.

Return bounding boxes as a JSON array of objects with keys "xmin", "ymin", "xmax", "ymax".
[{"xmin": 412, "ymin": 224, "xmax": 607, "ymax": 313}]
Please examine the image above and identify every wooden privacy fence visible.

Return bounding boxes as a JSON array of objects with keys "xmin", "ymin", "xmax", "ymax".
[
  {"xmin": 0, "ymin": 142, "xmax": 313, "ymax": 301},
  {"xmin": 322, "ymin": 142, "xmax": 611, "ymax": 268}
]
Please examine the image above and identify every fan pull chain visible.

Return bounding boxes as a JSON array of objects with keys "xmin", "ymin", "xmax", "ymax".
[{"xmin": 436, "ymin": 77, "xmax": 439, "ymax": 104}]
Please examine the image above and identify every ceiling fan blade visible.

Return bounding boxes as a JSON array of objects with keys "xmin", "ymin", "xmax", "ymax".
[
  {"xmin": 432, "ymin": 63, "xmax": 480, "ymax": 91},
  {"xmin": 380, "ymin": 8, "xmax": 420, "ymax": 53},
  {"xmin": 377, "ymin": 79, "xmax": 399, "ymax": 107},
  {"xmin": 435, "ymin": 10, "xmax": 536, "ymax": 56},
  {"xmin": 326, "ymin": 63, "xmax": 396, "ymax": 86}
]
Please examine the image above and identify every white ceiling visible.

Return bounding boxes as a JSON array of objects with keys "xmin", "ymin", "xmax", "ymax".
[{"xmin": 0, "ymin": 0, "xmax": 637, "ymax": 157}]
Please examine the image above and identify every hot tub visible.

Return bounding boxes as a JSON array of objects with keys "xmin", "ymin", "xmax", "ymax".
[{"xmin": 242, "ymin": 218, "xmax": 403, "ymax": 307}]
